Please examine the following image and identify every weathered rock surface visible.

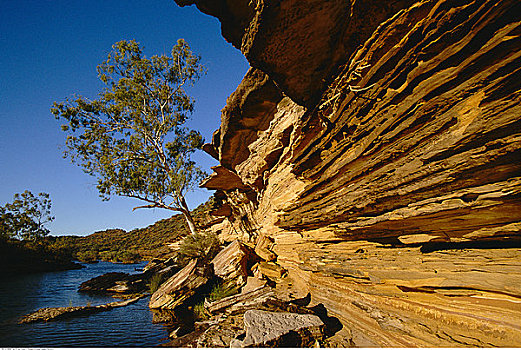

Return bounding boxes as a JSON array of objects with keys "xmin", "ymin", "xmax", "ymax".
[
  {"xmin": 163, "ymin": 313, "xmax": 243, "ymax": 348},
  {"xmin": 241, "ymin": 276, "xmax": 267, "ymax": 294},
  {"xmin": 19, "ymin": 296, "xmax": 143, "ymax": 324},
  {"xmin": 276, "ymin": 238, "xmax": 521, "ymax": 347},
  {"xmin": 163, "ymin": 288, "xmax": 336, "ymax": 347},
  {"xmin": 232, "ymin": 310, "xmax": 324, "ymax": 347},
  {"xmin": 255, "ymin": 261, "xmax": 286, "ymax": 283},
  {"xmin": 143, "ymin": 257, "xmax": 173, "ymax": 273},
  {"xmin": 194, "ymin": 315, "xmax": 244, "ymax": 348},
  {"xmin": 149, "ymin": 259, "xmax": 213, "ymax": 309},
  {"xmin": 280, "ymin": 0, "xmax": 521, "ymax": 242},
  {"xmin": 205, "ymin": 285, "xmax": 274, "ymax": 315},
  {"xmin": 253, "ymin": 233, "xmax": 276, "ymax": 262},
  {"xmin": 200, "ymin": 165, "xmax": 249, "ymax": 191},
  {"xmin": 175, "ymin": 0, "xmax": 417, "ymax": 107},
  {"xmin": 78, "ymin": 272, "xmax": 146, "ymax": 294},
  {"xmin": 205, "ymin": 67, "xmax": 283, "ymax": 170},
  {"xmin": 181, "ymin": 0, "xmax": 521, "ymax": 346},
  {"xmin": 210, "ymin": 239, "xmax": 257, "ymax": 284}
]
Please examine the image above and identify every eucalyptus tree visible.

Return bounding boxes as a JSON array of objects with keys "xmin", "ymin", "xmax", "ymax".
[
  {"xmin": 0, "ymin": 191, "xmax": 54, "ymax": 241},
  {"xmin": 51, "ymin": 39, "xmax": 207, "ymax": 235}
]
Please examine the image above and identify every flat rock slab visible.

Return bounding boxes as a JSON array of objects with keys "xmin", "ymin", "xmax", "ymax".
[
  {"xmin": 205, "ymin": 285, "xmax": 273, "ymax": 315},
  {"xmin": 78, "ymin": 272, "xmax": 146, "ymax": 294},
  {"xmin": 19, "ymin": 296, "xmax": 143, "ymax": 324},
  {"xmin": 233, "ymin": 310, "xmax": 324, "ymax": 347},
  {"xmin": 149, "ymin": 258, "xmax": 212, "ymax": 309}
]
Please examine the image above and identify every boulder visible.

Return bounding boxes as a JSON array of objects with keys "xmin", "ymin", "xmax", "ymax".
[
  {"xmin": 149, "ymin": 259, "xmax": 213, "ymax": 309},
  {"xmin": 256, "ymin": 261, "xmax": 287, "ymax": 282},
  {"xmin": 106, "ymin": 281, "xmax": 132, "ymax": 293},
  {"xmin": 78, "ymin": 272, "xmax": 145, "ymax": 294},
  {"xmin": 242, "ymin": 276, "xmax": 267, "ymax": 294},
  {"xmin": 254, "ymin": 234, "xmax": 276, "ymax": 262},
  {"xmin": 232, "ymin": 310, "xmax": 325, "ymax": 347},
  {"xmin": 143, "ymin": 256, "xmax": 177, "ymax": 274},
  {"xmin": 211, "ymin": 240, "xmax": 257, "ymax": 284},
  {"xmin": 150, "ymin": 308, "xmax": 178, "ymax": 324},
  {"xmin": 194, "ymin": 314, "xmax": 244, "ymax": 348}
]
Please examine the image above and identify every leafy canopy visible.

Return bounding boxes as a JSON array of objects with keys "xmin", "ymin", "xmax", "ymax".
[
  {"xmin": 51, "ymin": 39, "xmax": 207, "ymax": 220},
  {"xmin": 0, "ymin": 191, "xmax": 54, "ymax": 241}
]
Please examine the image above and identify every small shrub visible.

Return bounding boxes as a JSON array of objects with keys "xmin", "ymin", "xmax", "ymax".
[
  {"xmin": 193, "ymin": 301, "xmax": 210, "ymax": 321},
  {"xmin": 149, "ymin": 273, "xmax": 165, "ymax": 294},
  {"xmin": 177, "ymin": 232, "xmax": 220, "ymax": 266},
  {"xmin": 208, "ymin": 282, "xmax": 238, "ymax": 302}
]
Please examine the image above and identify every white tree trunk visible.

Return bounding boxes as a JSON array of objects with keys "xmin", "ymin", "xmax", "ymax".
[
  {"xmin": 179, "ymin": 196, "xmax": 197, "ymax": 235},
  {"xmin": 183, "ymin": 211, "xmax": 197, "ymax": 235}
]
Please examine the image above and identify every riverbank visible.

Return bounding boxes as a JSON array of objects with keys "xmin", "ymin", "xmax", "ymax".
[{"xmin": 0, "ymin": 238, "xmax": 82, "ymax": 277}]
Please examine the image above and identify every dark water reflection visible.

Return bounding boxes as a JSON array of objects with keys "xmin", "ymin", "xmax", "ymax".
[{"xmin": 0, "ymin": 261, "xmax": 170, "ymax": 347}]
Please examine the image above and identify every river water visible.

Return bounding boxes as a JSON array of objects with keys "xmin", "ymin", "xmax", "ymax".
[{"xmin": 0, "ymin": 261, "xmax": 170, "ymax": 347}]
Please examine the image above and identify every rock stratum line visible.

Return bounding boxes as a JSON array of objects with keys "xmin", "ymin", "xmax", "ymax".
[{"xmin": 177, "ymin": 0, "xmax": 521, "ymax": 346}]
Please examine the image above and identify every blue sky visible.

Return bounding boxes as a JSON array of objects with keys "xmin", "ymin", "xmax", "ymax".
[{"xmin": 0, "ymin": 0, "xmax": 249, "ymax": 236}]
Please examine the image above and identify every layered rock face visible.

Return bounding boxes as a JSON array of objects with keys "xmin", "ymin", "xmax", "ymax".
[{"xmin": 178, "ymin": 0, "xmax": 521, "ymax": 346}]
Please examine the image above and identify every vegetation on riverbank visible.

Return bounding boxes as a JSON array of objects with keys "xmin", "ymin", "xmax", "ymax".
[
  {"xmin": 0, "ymin": 238, "xmax": 82, "ymax": 276},
  {"xmin": 0, "ymin": 190, "xmax": 82, "ymax": 276},
  {"xmin": 52, "ymin": 200, "xmax": 215, "ymax": 264},
  {"xmin": 1, "ymin": 193, "xmax": 215, "ymax": 274}
]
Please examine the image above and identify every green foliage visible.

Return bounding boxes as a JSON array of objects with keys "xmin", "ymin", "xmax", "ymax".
[
  {"xmin": 91, "ymin": 249, "xmax": 141, "ymax": 263},
  {"xmin": 58, "ymin": 215, "xmax": 187, "ymax": 262},
  {"xmin": 0, "ymin": 238, "xmax": 78, "ymax": 276},
  {"xmin": 51, "ymin": 39, "xmax": 207, "ymax": 234},
  {"xmin": 208, "ymin": 282, "xmax": 239, "ymax": 302},
  {"xmin": 0, "ymin": 191, "xmax": 54, "ymax": 241},
  {"xmin": 117, "ymin": 250, "xmax": 141, "ymax": 263},
  {"xmin": 193, "ymin": 301, "xmax": 210, "ymax": 321},
  {"xmin": 76, "ymin": 250, "xmax": 99, "ymax": 263},
  {"xmin": 48, "ymin": 200, "xmax": 215, "ymax": 263},
  {"xmin": 177, "ymin": 231, "xmax": 221, "ymax": 266},
  {"xmin": 192, "ymin": 282, "xmax": 238, "ymax": 321},
  {"xmin": 149, "ymin": 273, "xmax": 165, "ymax": 294}
]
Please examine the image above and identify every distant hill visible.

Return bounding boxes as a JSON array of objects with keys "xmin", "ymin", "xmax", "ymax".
[{"xmin": 51, "ymin": 199, "xmax": 217, "ymax": 263}]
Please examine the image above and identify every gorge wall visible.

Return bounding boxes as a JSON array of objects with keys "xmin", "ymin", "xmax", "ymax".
[{"xmin": 176, "ymin": 0, "xmax": 521, "ymax": 346}]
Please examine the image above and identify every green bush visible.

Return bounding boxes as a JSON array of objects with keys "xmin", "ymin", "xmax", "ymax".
[
  {"xmin": 177, "ymin": 231, "xmax": 221, "ymax": 266},
  {"xmin": 149, "ymin": 273, "xmax": 165, "ymax": 294},
  {"xmin": 116, "ymin": 250, "xmax": 141, "ymax": 263},
  {"xmin": 208, "ymin": 282, "xmax": 239, "ymax": 302},
  {"xmin": 76, "ymin": 250, "xmax": 98, "ymax": 263},
  {"xmin": 193, "ymin": 301, "xmax": 210, "ymax": 321},
  {"xmin": 98, "ymin": 250, "xmax": 116, "ymax": 261}
]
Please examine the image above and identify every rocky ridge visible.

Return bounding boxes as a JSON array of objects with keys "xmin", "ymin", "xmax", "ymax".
[{"xmin": 176, "ymin": 0, "xmax": 521, "ymax": 347}]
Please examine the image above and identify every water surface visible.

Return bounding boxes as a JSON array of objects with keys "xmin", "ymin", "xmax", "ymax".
[{"xmin": 0, "ymin": 261, "xmax": 170, "ymax": 347}]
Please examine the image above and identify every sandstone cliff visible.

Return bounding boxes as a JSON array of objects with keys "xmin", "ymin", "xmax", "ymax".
[{"xmin": 177, "ymin": 0, "xmax": 521, "ymax": 346}]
